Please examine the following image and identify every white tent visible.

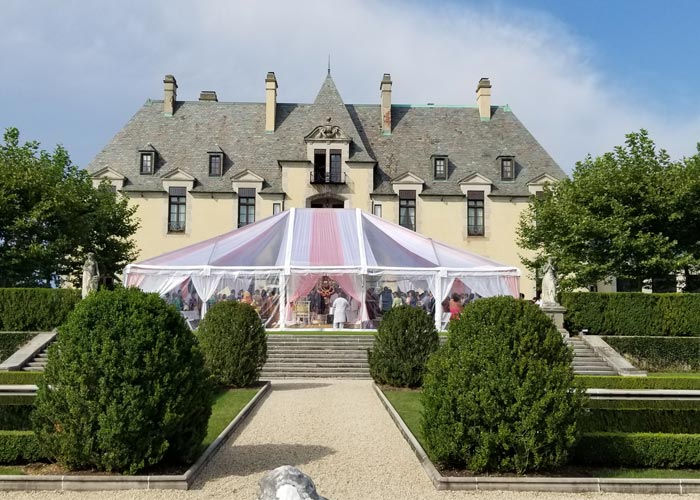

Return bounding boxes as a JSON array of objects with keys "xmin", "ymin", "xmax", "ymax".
[{"xmin": 124, "ymin": 208, "xmax": 520, "ymax": 330}]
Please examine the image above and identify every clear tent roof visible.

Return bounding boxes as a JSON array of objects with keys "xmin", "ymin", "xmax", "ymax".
[{"xmin": 126, "ymin": 208, "xmax": 519, "ymax": 275}]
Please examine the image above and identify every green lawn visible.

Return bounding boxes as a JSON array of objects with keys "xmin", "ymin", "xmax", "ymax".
[
  {"xmin": 381, "ymin": 387, "xmax": 700, "ymax": 479},
  {"xmin": 0, "ymin": 466, "xmax": 24, "ymax": 475},
  {"xmin": 576, "ymin": 375, "xmax": 700, "ymax": 390},
  {"xmin": 382, "ymin": 389, "xmax": 423, "ymax": 442},
  {"xmin": 267, "ymin": 330, "xmax": 376, "ymax": 336},
  {"xmin": 0, "ymin": 371, "xmax": 42, "ymax": 385},
  {"xmin": 202, "ymin": 387, "xmax": 260, "ymax": 448}
]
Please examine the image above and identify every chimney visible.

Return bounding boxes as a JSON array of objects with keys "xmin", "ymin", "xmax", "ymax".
[
  {"xmin": 163, "ymin": 74, "xmax": 177, "ymax": 116},
  {"xmin": 380, "ymin": 73, "xmax": 392, "ymax": 135},
  {"xmin": 265, "ymin": 72, "xmax": 278, "ymax": 133},
  {"xmin": 476, "ymin": 77, "xmax": 492, "ymax": 121},
  {"xmin": 199, "ymin": 90, "xmax": 218, "ymax": 102}
]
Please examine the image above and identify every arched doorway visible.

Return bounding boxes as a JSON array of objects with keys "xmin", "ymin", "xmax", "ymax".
[{"xmin": 307, "ymin": 195, "xmax": 345, "ymax": 208}]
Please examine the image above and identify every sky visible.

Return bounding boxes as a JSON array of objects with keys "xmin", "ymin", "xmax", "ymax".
[{"xmin": 1, "ymin": 0, "xmax": 699, "ymax": 173}]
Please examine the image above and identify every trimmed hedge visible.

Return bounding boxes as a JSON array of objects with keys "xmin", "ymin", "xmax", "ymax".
[
  {"xmin": 581, "ymin": 408, "xmax": 700, "ymax": 434},
  {"xmin": 0, "ymin": 372, "xmax": 42, "ymax": 385},
  {"xmin": 574, "ymin": 432, "xmax": 700, "ymax": 468},
  {"xmin": 562, "ymin": 292, "xmax": 700, "ymax": 336},
  {"xmin": 604, "ymin": 336, "xmax": 700, "ymax": 372},
  {"xmin": 197, "ymin": 301, "xmax": 267, "ymax": 388},
  {"xmin": 587, "ymin": 399, "xmax": 700, "ymax": 410},
  {"xmin": 0, "ymin": 431, "xmax": 44, "ymax": 464},
  {"xmin": 577, "ymin": 375, "xmax": 700, "ymax": 390},
  {"xmin": 0, "ymin": 404, "xmax": 34, "ymax": 431},
  {"xmin": 0, "ymin": 333, "xmax": 36, "ymax": 363},
  {"xmin": 421, "ymin": 297, "xmax": 586, "ymax": 473},
  {"xmin": 0, "ymin": 288, "xmax": 81, "ymax": 331},
  {"xmin": 33, "ymin": 288, "xmax": 213, "ymax": 474},
  {"xmin": 368, "ymin": 305, "xmax": 438, "ymax": 388}
]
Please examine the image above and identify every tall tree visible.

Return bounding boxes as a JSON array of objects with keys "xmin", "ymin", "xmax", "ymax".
[
  {"xmin": 0, "ymin": 128, "xmax": 139, "ymax": 287},
  {"xmin": 517, "ymin": 130, "xmax": 697, "ymax": 291}
]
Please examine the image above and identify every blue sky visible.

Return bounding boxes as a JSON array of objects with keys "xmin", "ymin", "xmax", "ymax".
[{"xmin": 1, "ymin": 0, "xmax": 698, "ymax": 173}]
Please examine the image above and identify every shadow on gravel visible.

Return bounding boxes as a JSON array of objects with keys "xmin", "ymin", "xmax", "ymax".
[
  {"xmin": 193, "ymin": 443, "xmax": 336, "ymax": 485},
  {"xmin": 270, "ymin": 382, "xmax": 332, "ymax": 391}
]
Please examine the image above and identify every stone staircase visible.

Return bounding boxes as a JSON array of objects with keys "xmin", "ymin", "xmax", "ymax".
[
  {"xmin": 261, "ymin": 335, "xmax": 373, "ymax": 379},
  {"xmin": 567, "ymin": 335, "xmax": 617, "ymax": 375},
  {"xmin": 22, "ymin": 345, "xmax": 50, "ymax": 372},
  {"xmin": 13, "ymin": 334, "xmax": 619, "ymax": 378}
]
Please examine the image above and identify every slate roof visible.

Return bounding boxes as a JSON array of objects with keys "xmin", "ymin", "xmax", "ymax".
[{"xmin": 88, "ymin": 75, "xmax": 565, "ymax": 196}]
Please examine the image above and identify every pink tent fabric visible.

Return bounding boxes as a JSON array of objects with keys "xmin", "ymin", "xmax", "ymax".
[{"xmin": 124, "ymin": 208, "xmax": 520, "ymax": 329}]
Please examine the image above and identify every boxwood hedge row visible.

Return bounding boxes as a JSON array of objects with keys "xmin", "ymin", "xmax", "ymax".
[
  {"xmin": 604, "ymin": 336, "xmax": 700, "ymax": 371},
  {"xmin": 577, "ymin": 375, "xmax": 700, "ymax": 390},
  {"xmin": 581, "ymin": 408, "xmax": 700, "ymax": 434},
  {"xmin": 0, "ymin": 431, "xmax": 44, "ymax": 464},
  {"xmin": 0, "ymin": 333, "xmax": 37, "ymax": 363},
  {"xmin": 0, "ymin": 288, "xmax": 81, "ymax": 331},
  {"xmin": 562, "ymin": 292, "xmax": 700, "ymax": 336},
  {"xmin": 574, "ymin": 433, "xmax": 700, "ymax": 468}
]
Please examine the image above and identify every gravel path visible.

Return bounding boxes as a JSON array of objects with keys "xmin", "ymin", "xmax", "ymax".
[{"xmin": 3, "ymin": 379, "xmax": 700, "ymax": 499}]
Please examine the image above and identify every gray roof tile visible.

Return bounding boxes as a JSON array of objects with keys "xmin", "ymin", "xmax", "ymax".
[{"xmin": 88, "ymin": 77, "xmax": 565, "ymax": 197}]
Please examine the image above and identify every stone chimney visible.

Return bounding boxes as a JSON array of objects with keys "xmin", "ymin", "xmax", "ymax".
[
  {"xmin": 265, "ymin": 72, "xmax": 278, "ymax": 133},
  {"xmin": 380, "ymin": 73, "xmax": 392, "ymax": 135},
  {"xmin": 476, "ymin": 77, "xmax": 492, "ymax": 121},
  {"xmin": 199, "ymin": 90, "xmax": 218, "ymax": 102},
  {"xmin": 163, "ymin": 75, "xmax": 177, "ymax": 116}
]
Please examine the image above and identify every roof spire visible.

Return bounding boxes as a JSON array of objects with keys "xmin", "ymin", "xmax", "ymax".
[{"xmin": 327, "ymin": 54, "xmax": 331, "ymax": 76}]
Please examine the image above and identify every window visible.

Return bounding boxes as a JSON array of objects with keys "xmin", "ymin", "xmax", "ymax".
[
  {"xmin": 273, "ymin": 202, "xmax": 282, "ymax": 215},
  {"xmin": 313, "ymin": 149, "xmax": 326, "ymax": 183},
  {"xmin": 208, "ymin": 154, "xmax": 222, "ymax": 176},
  {"xmin": 168, "ymin": 187, "xmax": 186, "ymax": 233},
  {"xmin": 108, "ymin": 185, "xmax": 117, "ymax": 194},
  {"xmin": 399, "ymin": 190, "xmax": 416, "ymax": 231},
  {"xmin": 140, "ymin": 153, "xmax": 154, "ymax": 175},
  {"xmin": 434, "ymin": 157, "xmax": 447, "ymax": 180},
  {"xmin": 330, "ymin": 149, "xmax": 342, "ymax": 183},
  {"xmin": 373, "ymin": 203, "xmax": 383, "ymax": 218},
  {"xmin": 501, "ymin": 158, "xmax": 514, "ymax": 180},
  {"xmin": 467, "ymin": 190, "xmax": 484, "ymax": 236},
  {"xmin": 238, "ymin": 188, "xmax": 256, "ymax": 227}
]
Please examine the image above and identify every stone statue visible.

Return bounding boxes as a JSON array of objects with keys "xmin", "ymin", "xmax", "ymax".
[
  {"xmin": 541, "ymin": 257, "xmax": 558, "ymax": 306},
  {"xmin": 82, "ymin": 253, "xmax": 100, "ymax": 298},
  {"xmin": 259, "ymin": 466, "xmax": 328, "ymax": 500}
]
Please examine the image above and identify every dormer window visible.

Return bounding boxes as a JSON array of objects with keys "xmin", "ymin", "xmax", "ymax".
[
  {"xmin": 209, "ymin": 154, "xmax": 222, "ymax": 176},
  {"xmin": 139, "ymin": 144, "xmax": 157, "ymax": 175},
  {"xmin": 433, "ymin": 156, "xmax": 447, "ymax": 180},
  {"xmin": 140, "ymin": 152, "xmax": 154, "ymax": 175},
  {"xmin": 500, "ymin": 157, "xmax": 515, "ymax": 180}
]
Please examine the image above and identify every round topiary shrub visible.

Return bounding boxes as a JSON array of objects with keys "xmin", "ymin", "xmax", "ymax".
[
  {"xmin": 32, "ymin": 287, "xmax": 213, "ymax": 474},
  {"xmin": 368, "ymin": 305, "xmax": 438, "ymax": 388},
  {"xmin": 421, "ymin": 296, "xmax": 586, "ymax": 474},
  {"xmin": 197, "ymin": 300, "xmax": 267, "ymax": 387}
]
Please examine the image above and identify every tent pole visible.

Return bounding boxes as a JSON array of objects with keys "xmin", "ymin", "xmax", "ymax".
[
  {"xmin": 279, "ymin": 272, "xmax": 287, "ymax": 329},
  {"xmin": 435, "ymin": 272, "xmax": 443, "ymax": 332}
]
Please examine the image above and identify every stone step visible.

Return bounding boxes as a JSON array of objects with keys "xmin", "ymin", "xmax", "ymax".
[
  {"xmin": 268, "ymin": 350, "xmax": 369, "ymax": 357},
  {"xmin": 574, "ymin": 370, "xmax": 617, "ymax": 376},
  {"xmin": 267, "ymin": 355, "xmax": 368, "ymax": 363},
  {"xmin": 25, "ymin": 361, "xmax": 47, "ymax": 368},
  {"xmin": 22, "ymin": 367, "xmax": 45, "ymax": 372},
  {"xmin": 260, "ymin": 372, "xmax": 372, "ymax": 379}
]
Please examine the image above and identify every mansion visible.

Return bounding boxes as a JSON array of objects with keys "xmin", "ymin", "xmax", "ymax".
[{"xmin": 88, "ymin": 71, "xmax": 566, "ymax": 296}]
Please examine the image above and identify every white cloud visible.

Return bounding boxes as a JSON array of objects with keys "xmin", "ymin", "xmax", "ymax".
[{"xmin": 1, "ymin": 0, "xmax": 698, "ymax": 170}]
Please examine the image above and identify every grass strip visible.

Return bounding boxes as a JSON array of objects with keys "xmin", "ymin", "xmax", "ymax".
[
  {"xmin": 0, "ymin": 372, "xmax": 42, "ymax": 385},
  {"xmin": 202, "ymin": 387, "xmax": 260, "ymax": 449}
]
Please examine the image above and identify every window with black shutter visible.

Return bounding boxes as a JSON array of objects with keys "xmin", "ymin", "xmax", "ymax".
[
  {"xmin": 467, "ymin": 190, "xmax": 484, "ymax": 236},
  {"xmin": 399, "ymin": 190, "xmax": 416, "ymax": 231},
  {"xmin": 238, "ymin": 188, "xmax": 256, "ymax": 227},
  {"xmin": 168, "ymin": 187, "xmax": 186, "ymax": 233}
]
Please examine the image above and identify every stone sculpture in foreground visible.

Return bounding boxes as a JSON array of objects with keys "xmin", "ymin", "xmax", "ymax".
[
  {"xmin": 259, "ymin": 465, "xmax": 328, "ymax": 500},
  {"xmin": 539, "ymin": 257, "xmax": 568, "ymax": 339}
]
